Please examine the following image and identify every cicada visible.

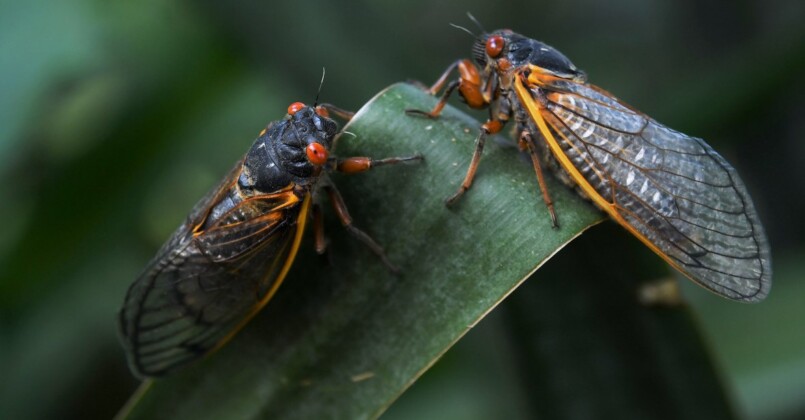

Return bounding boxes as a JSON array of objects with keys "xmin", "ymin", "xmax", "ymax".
[
  {"xmin": 119, "ymin": 101, "xmax": 420, "ymax": 378},
  {"xmin": 409, "ymin": 29, "xmax": 771, "ymax": 302}
]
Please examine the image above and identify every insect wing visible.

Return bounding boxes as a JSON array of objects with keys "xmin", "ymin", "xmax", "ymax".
[
  {"xmin": 119, "ymin": 168, "xmax": 308, "ymax": 377},
  {"xmin": 514, "ymin": 71, "xmax": 771, "ymax": 301}
]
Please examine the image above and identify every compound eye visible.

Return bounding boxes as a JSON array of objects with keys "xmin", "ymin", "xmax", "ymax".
[
  {"xmin": 485, "ymin": 35, "xmax": 504, "ymax": 58},
  {"xmin": 306, "ymin": 142, "xmax": 328, "ymax": 165},
  {"xmin": 287, "ymin": 102, "xmax": 305, "ymax": 115}
]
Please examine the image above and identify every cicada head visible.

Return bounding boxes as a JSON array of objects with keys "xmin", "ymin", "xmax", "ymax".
[
  {"xmin": 474, "ymin": 30, "xmax": 586, "ymax": 82},
  {"xmin": 241, "ymin": 102, "xmax": 338, "ymax": 192}
]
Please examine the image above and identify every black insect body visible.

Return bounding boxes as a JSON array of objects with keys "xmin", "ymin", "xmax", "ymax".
[
  {"xmin": 119, "ymin": 102, "xmax": 419, "ymax": 377},
  {"xmin": 409, "ymin": 29, "xmax": 771, "ymax": 302}
]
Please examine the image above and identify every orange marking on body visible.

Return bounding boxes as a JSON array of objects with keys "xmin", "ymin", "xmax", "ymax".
[
  {"xmin": 209, "ymin": 194, "xmax": 311, "ymax": 354},
  {"xmin": 526, "ymin": 67, "xmax": 566, "ymax": 87}
]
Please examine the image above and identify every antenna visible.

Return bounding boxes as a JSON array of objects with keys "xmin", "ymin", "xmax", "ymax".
[
  {"xmin": 314, "ymin": 67, "xmax": 326, "ymax": 107},
  {"xmin": 466, "ymin": 12, "xmax": 486, "ymax": 34},
  {"xmin": 449, "ymin": 23, "xmax": 476, "ymax": 38}
]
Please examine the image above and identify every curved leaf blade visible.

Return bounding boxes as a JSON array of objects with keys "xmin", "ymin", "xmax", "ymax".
[{"xmin": 121, "ymin": 82, "xmax": 603, "ymax": 419}]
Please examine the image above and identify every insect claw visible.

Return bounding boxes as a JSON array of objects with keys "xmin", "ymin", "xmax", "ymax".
[
  {"xmin": 549, "ymin": 213, "xmax": 559, "ymax": 229},
  {"xmin": 445, "ymin": 187, "xmax": 466, "ymax": 208},
  {"xmin": 545, "ymin": 202, "xmax": 559, "ymax": 228},
  {"xmin": 404, "ymin": 108, "xmax": 437, "ymax": 119}
]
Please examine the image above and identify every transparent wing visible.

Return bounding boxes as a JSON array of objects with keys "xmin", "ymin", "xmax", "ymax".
[
  {"xmin": 119, "ymin": 184, "xmax": 305, "ymax": 377},
  {"xmin": 519, "ymin": 72, "xmax": 771, "ymax": 301}
]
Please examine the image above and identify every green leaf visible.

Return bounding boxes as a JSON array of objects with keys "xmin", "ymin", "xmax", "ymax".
[
  {"xmin": 497, "ymin": 223, "xmax": 736, "ymax": 419},
  {"xmin": 385, "ymin": 223, "xmax": 737, "ymax": 419},
  {"xmin": 119, "ymin": 82, "xmax": 603, "ymax": 419}
]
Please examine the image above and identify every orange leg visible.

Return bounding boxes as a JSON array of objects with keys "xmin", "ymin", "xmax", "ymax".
[
  {"xmin": 521, "ymin": 130, "xmax": 559, "ymax": 228},
  {"xmin": 334, "ymin": 154, "xmax": 422, "ymax": 174},
  {"xmin": 445, "ymin": 119, "xmax": 504, "ymax": 207},
  {"xmin": 323, "ymin": 152, "xmax": 419, "ymax": 271},
  {"xmin": 323, "ymin": 184, "xmax": 400, "ymax": 274},
  {"xmin": 312, "ymin": 203, "xmax": 327, "ymax": 254},
  {"xmin": 314, "ymin": 153, "xmax": 418, "ymax": 273},
  {"xmin": 420, "ymin": 60, "xmax": 463, "ymax": 95},
  {"xmin": 406, "ymin": 59, "xmax": 485, "ymax": 118},
  {"xmin": 405, "ymin": 80, "xmax": 460, "ymax": 119},
  {"xmin": 315, "ymin": 103, "xmax": 355, "ymax": 121}
]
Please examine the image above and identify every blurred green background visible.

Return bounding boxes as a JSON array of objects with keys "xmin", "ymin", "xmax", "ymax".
[{"xmin": 1, "ymin": 0, "xmax": 803, "ymax": 419}]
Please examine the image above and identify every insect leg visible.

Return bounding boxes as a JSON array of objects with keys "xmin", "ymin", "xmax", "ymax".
[
  {"xmin": 445, "ymin": 119, "xmax": 505, "ymax": 207},
  {"xmin": 312, "ymin": 203, "xmax": 327, "ymax": 254},
  {"xmin": 334, "ymin": 154, "xmax": 423, "ymax": 174},
  {"xmin": 315, "ymin": 104, "xmax": 355, "ymax": 121},
  {"xmin": 444, "ymin": 91, "xmax": 511, "ymax": 207},
  {"xmin": 405, "ymin": 80, "xmax": 460, "ymax": 119},
  {"xmin": 323, "ymin": 184, "xmax": 400, "ymax": 274},
  {"xmin": 418, "ymin": 59, "xmax": 463, "ymax": 95},
  {"xmin": 407, "ymin": 59, "xmax": 485, "ymax": 118},
  {"xmin": 520, "ymin": 130, "xmax": 559, "ymax": 228}
]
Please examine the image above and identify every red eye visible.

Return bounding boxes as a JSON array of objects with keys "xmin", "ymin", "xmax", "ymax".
[
  {"xmin": 306, "ymin": 142, "xmax": 328, "ymax": 165},
  {"xmin": 486, "ymin": 35, "xmax": 504, "ymax": 58},
  {"xmin": 287, "ymin": 102, "xmax": 305, "ymax": 115}
]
